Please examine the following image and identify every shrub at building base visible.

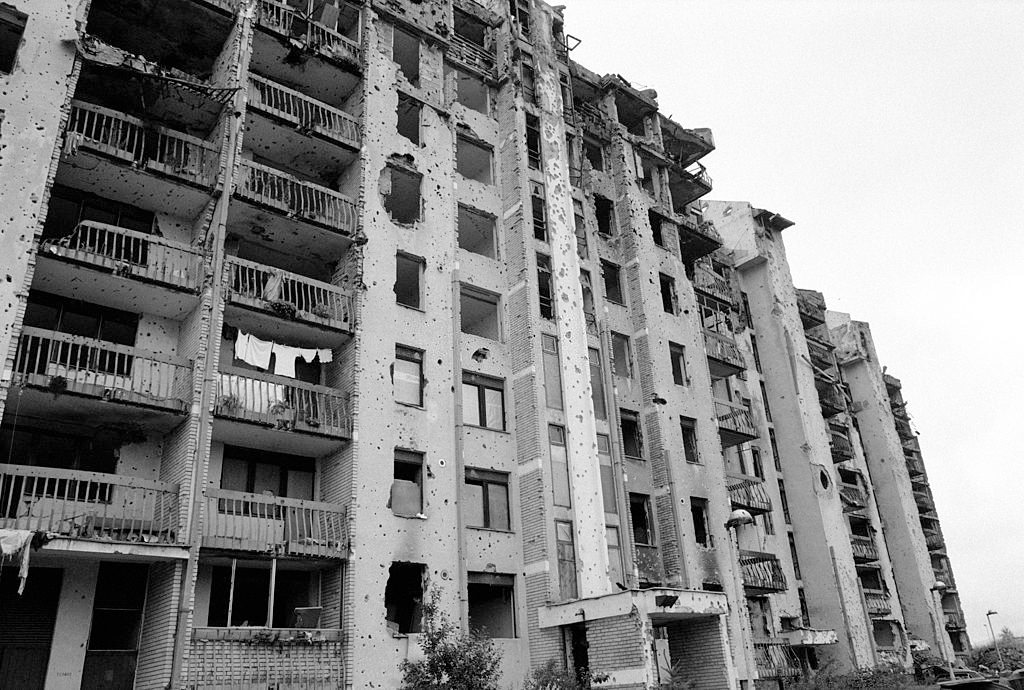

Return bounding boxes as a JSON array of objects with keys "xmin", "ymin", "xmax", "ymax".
[
  {"xmin": 788, "ymin": 665, "xmax": 918, "ymax": 690},
  {"xmin": 522, "ymin": 660, "xmax": 610, "ymax": 689},
  {"xmin": 969, "ymin": 643, "xmax": 1024, "ymax": 673}
]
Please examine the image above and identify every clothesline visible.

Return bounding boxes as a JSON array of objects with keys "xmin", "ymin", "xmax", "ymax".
[{"xmin": 234, "ymin": 330, "xmax": 333, "ymax": 378}]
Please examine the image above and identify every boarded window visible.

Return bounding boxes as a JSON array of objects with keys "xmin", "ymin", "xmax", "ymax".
[
  {"xmin": 458, "ymin": 205, "xmax": 496, "ymax": 258},
  {"xmin": 391, "ymin": 449, "xmax": 424, "ymax": 516}
]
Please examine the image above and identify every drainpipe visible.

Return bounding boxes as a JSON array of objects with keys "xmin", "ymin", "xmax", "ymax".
[
  {"xmin": 168, "ymin": 4, "xmax": 252, "ymax": 685},
  {"xmin": 451, "ymin": 264, "xmax": 468, "ymax": 628}
]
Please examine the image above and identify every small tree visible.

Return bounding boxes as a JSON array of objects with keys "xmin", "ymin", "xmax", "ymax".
[
  {"xmin": 399, "ymin": 588, "xmax": 503, "ymax": 690},
  {"xmin": 522, "ymin": 660, "xmax": 609, "ymax": 689}
]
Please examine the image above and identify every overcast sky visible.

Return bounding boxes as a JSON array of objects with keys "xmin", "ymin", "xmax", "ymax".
[{"xmin": 561, "ymin": 0, "xmax": 1024, "ymax": 646}]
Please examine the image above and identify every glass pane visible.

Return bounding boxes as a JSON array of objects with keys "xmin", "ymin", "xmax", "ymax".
[
  {"xmin": 462, "ymin": 383, "xmax": 481, "ymax": 426},
  {"xmin": 489, "ymin": 483, "xmax": 510, "ymax": 530},
  {"xmin": 600, "ymin": 464, "xmax": 616, "ymax": 512},
  {"xmin": 464, "ymin": 481, "xmax": 485, "ymax": 527},
  {"xmin": 394, "ymin": 358, "xmax": 422, "ymax": 405},
  {"xmin": 484, "ymin": 387, "xmax": 504, "ymax": 429},
  {"xmin": 555, "ymin": 521, "xmax": 573, "ymax": 543}
]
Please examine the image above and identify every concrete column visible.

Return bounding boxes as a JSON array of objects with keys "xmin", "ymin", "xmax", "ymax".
[{"xmin": 44, "ymin": 562, "xmax": 100, "ymax": 690}]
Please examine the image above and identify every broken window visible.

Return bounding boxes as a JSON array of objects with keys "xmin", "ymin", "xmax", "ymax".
[
  {"xmin": 760, "ymin": 381, "xmax": 773, "ymax": 423},
  {"xmin": 88, "ymin": 563, "xmax": 148, "ymax": 654},
  {"xmin": 594, "ymin": 194, "xmax": 615, "ymax": 235},
  {"xmin": 220, "ymin": 446, "xmax": 315, "ymax": 500},
  {"xmin": 460, "ymin": 285, "xmax": 501, "ymax": 340},
  {"xmin": 770, "ymin": 429, "xmax": 782, "ymax": 472},
  {"xmin": 396, "ymin": 93, "xmax": 421, "ymax": 145},
  {"xmin": 690, "ymin": 497, "xmax": 711, "ymax": 547},
  {"xmin": 629, "ymin": 493, "xmax": 653, "ymax": 545},
  {"xmin": 465, "ymin": 468, "xmax": 510, "ymax": 530},
  {"xmin": 549, "ymin": 424, "xmax": 570, "ymax": 507},
  {"xmin": 525, "ymin": 114, "xmax": 541, "ymax": 168},
  {"xmin": 394, "ymin": 345, "xmax": 424, "ymax": 406},
  {"xmin": 750, "ymin": 334, "xmax": 762, "ymax": 373},
  {"xmin": 597, "ymin": 433, "xmax": 615, "ymax": 512},
  {"xmin": 566, "ymin": 134, "xmax": 581, "ymax": 187},
  {"xmin": 453, "ymin": 7, "xmax": 487, "ymax": 47},
  {"xmin": 680, "ymin": 417, "xmax": 700, "ymax": 464},
  {"xmin": 521, "ymin": 61, "xmax": 536, "ymax": 105},
  {"xmin": 779, "ymin": 479, "xmax": 791, "ymax": 524},
  {"xmin": 467, "ymin": 573, "xmax": 515, "ymax": 638},
  {"xmin": 649, "ymin": 209, "xmax": 665, "ymax": 247},
  {"xmin": 601, "ymin": 260, "xmax": 623, "ymax": 304},
  {"xmin": 456, "ymin": 135, "xmax": 493, "ymax": 184},
  {"xmin": 541, "ymin": 334, "xmax": 563, "ymax": 409},
  {"xmin": 0, "ymin": 5, "xmax": 26, "ymax": 74},
  {"xmin": 798, "ymin": 588, "xmax": 811, "ymax": 627},
  {"xmin": 581, "ymin": 270, "xmax": 596, "ymax": 332},
  {"xmin": 606, "ymin": 526, "xmax": 624, "ymax": 588},
  {"xmin": 610, "ymin": 332, "xmax": 632, "ymax": 379},
  {"xmin": 208, "ymin": 561, "xmax": 321, "ymax": 628},
  {"xmin": 509, "ymin": 0, "xmax": 531, "ymax": 39},
  {"xmin": 531, "ymin": 182, "xmax": 547, "ymax": 240},
  {"xmin": 789, "ymin": 533, "xmax": 801, "ymax": 579},
  {"xmin": 858, "ymin": 567, "xmax": 883, "ymax": 591},
  {"xmin": 573, "ymin": 199, "xmax": 588, "ymax": 259},
  {"xmin": 660, "ymin": 273, "xmax": 678, "ymax": 314},
  {"xmin": 555, "ymin": 520, "xmax": 577, "ymax": 600},
  {"xmin": 462, "ymin": 371, "xmax": 505, "ymax": 430},
  {"xmin": 751, "ymin": 447, "xmax": 765, "ymax": 479},
  {"xmin": 872, "ymin": 620, "xmax": 896, "ymax": 649},
  {"xmin": 583, "ymin": 138, "xmax": 604, "ymax": 171},
  {"xmin": 448, "ymin": 64, "xmax": 489, "ymax": 114},
  {"xmin": 457, "ymin": 204, "xmax": 497, "ymax": 258},
  {"xmin": 669, "ymin": 341, "xmax": 688, "ymax": 386},
  {"xmin": 383, "ymin": 165, "xmax": 422, "ymax": 224},
  {"xmin": 537, "ymin": 253, "xmax": 554, "ymax": 320},
  {"xmin": 392, "ymin": 25, "xmax": 420, "ymax": 86},
  {"xmin": 620, "ymin": 409, "xmax": 643, "ymax": 459},
  {"xmin": 589, "ymin": 347, "xmax": 607, "ymax": 421},
  {"xmin": 391, "ymin": 449, "xmax": 424, "ymax": 516},
  {"xmin": 394, "ymin": 252, "xmax": 424, "ymax": 308},
  {"xmin": 385, "ymin": 562, "xmax": 425, "ymax": 634}
]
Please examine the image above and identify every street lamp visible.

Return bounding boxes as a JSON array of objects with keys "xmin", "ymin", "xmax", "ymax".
[
  {"xmin": 930, "ymin": 581, "xmax": 955, "ymax": 680},
  {"xmin": 725, "ymin": 509, "xmax": 756, "ymax": 683},
  {"xmin": 986, "ymin": 610, "xmax": 1005, "ymax": 672}
]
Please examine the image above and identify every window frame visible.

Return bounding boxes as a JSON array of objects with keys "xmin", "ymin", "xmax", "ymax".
[
  {"xmin": 465, "ymin": 467, "xmax": 511, "ymax": 531},
  {"xmin": 601, "ymin": 260, "xmax": 624, "ymax": 304},
  {"xmin": 394, "ymin": 251, "xmax": 424, "ymax": 310},
  {"xmin": 394, "ymin": 345, "xmax": 425, "ymax": 407},
  {"xmin": 462, "ymin": 371, "xmax": 506, "ymax": 431}
]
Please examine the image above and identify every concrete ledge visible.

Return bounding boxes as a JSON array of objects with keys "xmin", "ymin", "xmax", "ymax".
[{"xmin": 537, "ymin": 587, "xmax": 729, "ymax": 628}]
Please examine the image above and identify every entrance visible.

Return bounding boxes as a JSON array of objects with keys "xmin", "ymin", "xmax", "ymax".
[{"xmin": 0, "ymin": 566, "xmax": 62, "ymax": 690}]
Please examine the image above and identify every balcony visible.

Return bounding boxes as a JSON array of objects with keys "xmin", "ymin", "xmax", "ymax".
[
  {"xmin": 677, "ymin": 213, "xmax": 724, "ymax": 262},
  {"xmin": 0, "ymin": 463, "xmax": 179, "ymax": 546},
  {"xmin": 225, "ymin": 257, "xmax": 354, "ymax": 347},
  {"xmin": 255, "ymin": 0, "xmax": 361, "ymax": 68},
  {"xmin": 12, "ymin": 327, "xmax": 191, "ymax": 426},
  {"xmin": 894, "ymin": 416, "xmax": 915, "ymax": 441},
  {"xmin": 692, "ymin": 262, "xmax": 732, "ymax": 303},
  {"xmin": 247, "ymin": 74, "xmax": 361, "ymax": 152},
  {"xmin": 904, "ymin": 451, "xmax": 926, "ymax": 478},
  {"xmin": 780, "ymin": 627, "xmax": 839, "ymax": 648},
  {"xmin": 703, "ymin": 329, "xmax": 745, "ymax": 379},
  {"xmin": 796, "ymin": 289, "xmax": 826, "ymax": 329},
  {"xmin": 740, "ymin": 551, "xmax": 787, "ymax": 593},
  {"xmin": 574, "ymin": 103, "xmax": 609, "ymax": 139},
  {"xmin": 924, "ymin": 530, "xmax": 945, "ymax": 552},
  {"xmin": 202, "ymin": 488, "xmax": 347, "ymax": 558},
  {"xmin": 913, "ymin": 490, "xmax": 934, "ymax": 512},
  {"xmin": 806, "ymin": 335, "xmax": 835, "ymax": 372},
  {"xmin": 668, "ymin": 162, "xmax": 713, "ymax": 208},
  {"xmin": 839, "ymin": 484, "xmax": 867, "ymax": 513},
  {"xmin": 62, "ymin": 101, "xmax": 219, "ymax": 216},
  {"xmin": 754, "ymin": 640, "xmax": 801, "ymax": 679},
  {"xmin": 717, "ymin": 401, "xmax": 759, "ymax": 449},
  {"xmin": 235, "ymin": 159, "xmax": 358, "ymax": 236},
  {"xmin": 36, "ymin": 221, "xmax": 203, "ymax": 320},
  {"xmin": 817, "ymin": 380, "xmax": 846, "ymax": 418},
  {"xmin": 635, "ymin": 544, "xmax": 662, "ymax": 585},
  {"xmin": 187, "ymin": 627, "xmax": 343, "ymax": 688},
  {"xmin": 728, "ymin": 477, "xmax": 772, "ymax": 515},
  {"xmin": 945, "ymin": 611, "xmax": 967, "ymax": 630},
  {"xmin": 660, "ymin": 117, "xmax": 714, "ymax": 170},
  {"xmin": 830, "ymin": 432, "xmax": 854, "ymax": 463},
  {"xmin": 863, "ymin": 590, "xmax": 891, "ymax": 617},
  {"xmin": 449, "ymin": 33, "xmax": 495, "ymax": 73},
  {"xmin": 850, "ymin": 535, "xmax": 879, "ymax": 563}
]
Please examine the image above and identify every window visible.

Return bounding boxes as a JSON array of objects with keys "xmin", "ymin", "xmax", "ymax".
[
  {"xmin": 462, "ymin": 371, "xmax": 505, "ymax": 430},
  {"xmin": 24, "ymin": 290, "xmax": 139, "ymax": 356},
  {"xmin": 649, "ymin": 209, "xmax": 664, "ymax": 247},
  {"xmin": 43, "ymin": 185, "xmax": 155, "ymax": 240},
  {"xmin": 620, "ymin": 409, "xmax": 643, "ymax": 459},
  {"xmin": 669, "ymin": 342, "xmax": 688, "ymax": 386},
  {"xmin": 760, "ymin": 382, "xmax": 773, "ymax": 423},
  {"xmin": 741, "ymin": 291, "xmax": 753, "ymax": 329},
  {"xmin": 601, "ymin": 260, "xmax": 623, "ymax": 303},
  {"xmin": 383, "ymin": 165, "xmax": 422, "ymax": 224},
  {"xmin": 588, "ymin": 347, "xmax": 607, "ymax": 420},
  {"xmin": 467, "ymin": 573, "xmax": 515, "ymax": 637},
  {"xmin": 0, "ymin": 4, "xmax": 26, "ymax": 74},
  {"xmin": 456, "ymin": 135, "xmax": 493, "ymax": 184},
  {"xmin": 549, "ymin": 425, "xmax": 570, "ymax": 507},
  {"xmin": 394, "ymin": 345, "xmax": 424, "ymax": 406},
  {"xmin": 531, "ymin": 182, "xmax": 547, "ymax": 241},
  {"xmin": 581, "ymin": 271, "xmax": 596, "ymax": 332},
  {"xmin": 770, "ymin": 429, "xmax": 782, "ymax": 472},
  {"xmin": 750, "ymin": 334, "xmax": 762, "ymax": 373},
  {"xmin": 510, "ymin": 0, "xmax": 531, "ymax": 37},
  {"xmin": 392, "ymin": 26, "xmax": 420, "ymax": 86},
  {"xmin": 208, "ymin": 561, "xmax": 322, "ymax": 628},
  {"xmin": 385, "ymin": 562, "xmax": 424, "ymax": 634},
  {"xmin": 555, "ymin": 520, "xmax": 577, "ymax": 599},
  {"xmin": 541, "ymin": 334, "xmax": 562, "ymax": 409},
  {"xmin": 680, "ymin": 417, "xmax": 699, "ymax": 464},
  {"xmin": 751, "ymin": 447, "xmax": 765, "ymax": 479},
  {"xmin": 457, "ymin": 205, "xmax": 496, "ymax": 258},
  {"xmin": 872, "ymin": 620, "xmax": 896, "ymax": 650},
  {"xmin": 789, "ymin": 533, "xmax": 801, "ymax": 579},
  {"xmin": 573, "ymin": 199, "xmax": 588, "ymax": 258},
  {"xmin": 460, "ymin": 286, "xmax": 501, "ymax": 340},
  {"xmin": 391, "ymin": 449, "xmax": 424, "ymax": 516},
  {"xmin": 606, "ymin": 526, "xmax": 624, "ymax": 587},
  {"xmin": 566, "ymin": 133, "xmax": 581, "ymax": 187},
  {"xmin": 394, "ymin": 252, "xmax": 423, "ymax": 308},
  {"xmin": 583, "ymin": 138, "xmax": 604, "ymax": 171},
  {"xmin": 453, "ymin": 7, "xmax": 487, "ymax": 47},
  {"xmin": 629, "ymin": 493, "xmax": 653, "ymax": 545},
  {"xmin": 537, "ymin": 253, "xmax": 554, "ymax": 320},
  {"xmin": 597, "ymin": 434, "xmax": 615, "ymax": 512},
  {"xmin": 762, "ymin": 510, "xmax": 775, "ymax": 535},
  {"xmin": 88, "ymin": 563, "xmax": 148, "ymax": 652},
  {"xmin": 465, "ymin": 468, "xmax": 510, "ymax": 530},
  {"xmin": 220, "ymin": 446, "xmax": 314, "ymax": 502},
  {"xmin": 594, "ymin": 194, "xmax": 615, "ymax": 235},
  {"xmin": 448, "ymin": 64, "xmax": 489, "ymax": 114},
  {"xmin": 521, "ymin": 61, "xmax": 536, "ymax": 105},
  {"xmin": 691, "ymin": 497, "xmax": 711, "ymax": 547},
  {"xmin": 396, "ymin": 93, "xmax": 421, "ymax": 145},
  {"xmin": 778, "ymin": 479, "xmax": 791, "ymax": 523},
  {"xmin": 660, "ymin": 273, "xmax": 677, "ymax": 314},
  {"xmin": 525, "ymin": 113, "xmax": 541, "ymax": 168},
  {"xmin": 798, "ymin": 588, "xmax": 811, "ymax": 627},
  {"xmin": 610, "ymin": 332, "xmax": 632, "ymax": 378}
]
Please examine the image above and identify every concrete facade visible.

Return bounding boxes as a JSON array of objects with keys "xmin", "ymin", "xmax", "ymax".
[{"xmin": 0, "ymin": 0, "xmax": 967, "ymax": 688}]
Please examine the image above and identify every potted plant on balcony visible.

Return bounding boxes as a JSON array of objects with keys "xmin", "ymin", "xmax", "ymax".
[
  {"xmin": 266, "ymin": 299, "xmax": 298, "ymax": 320},
  {"xmin": 309, "ymin": 302, "xmax": 332, "ymax": 320},
  {"xmin": 216, "ymin": 393, "xmax": 243, "ymax": 414},
  {"xmin": 270, "ymin": 399, "xmax": 295, "ymax": 430}
]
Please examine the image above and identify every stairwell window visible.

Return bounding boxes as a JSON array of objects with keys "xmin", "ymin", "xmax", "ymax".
[
  {"xmin": 462, "ymin": 371, "xmax": 505, "ymax": 430},
  {"xmin": 457, "ymin": 135, "xmax": 493, "ymax": 185},
  {"xmin": 394, "ymin": 252, "xmax": 424, "ymax": 309},
  {"xmin": 629, "ymin": 493, "xmax": 653, "ymax": 545},
  {"xmin": 589, "ymin": 347, "xmax": 607, "ymax": 420},
  {"xmin": 555, "ymin": 520, "xmax": 577, "ymax": 600},
  {"xmin": 669, "ymin": 342, "xmax": 688, "ymax": 386},
  {"xmin": 396, "ymin": 93, "xmax": 421, "ymax": 145},
  {"xmin": 610, "ymin": 332, "xmax": 632, "ymax": 379},
  {"xmin": 460, "ymin": 285, "xmax": 501, "ymax": 340},
  {"xmin": 601, "ymin": 260, "xmax": 623, "ymax": 304},
  {"xmin": 594, "ymin": 194, "xmax": 615, "ymax": 236},
  {"xmin": 458, "ymin": 204, "xmax": 497, "ymax": 258},
  {"xmin": 660, "ymin": 273, "xmax": 678, "ymax": 314},
  {"xmin": 531, "ymin": 182, "xmax": 547, "ymax": 241},
  {"xmin": 597, "ymin": 434, "xmax": 615, "ymax": 512},
  {"xmin": 549, "ymin": 425, "xmax": 571, "ymax": 507},
  {"xmin": 680, "ymin": 417, "xmax": 700, "ymax": 464},
  {"xmin": 541, "ymin": 334, "xmax": 563, "ymax": 409},
  {"xmin": 525, "ymin": 113, "xmax": 541, "ymax": 168}
]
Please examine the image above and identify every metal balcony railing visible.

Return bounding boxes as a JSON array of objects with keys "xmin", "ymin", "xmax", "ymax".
[
  {"xmin": 830, "ymin": 432, "xmax": 854, "ymax": 462},
  {"xmin": 256, "ymin": 0, "xmax": 361, "ymax": 66},
  {"xmin": 226, "ymin": 257, "xmax": 354, "ymax": 331},
  {"xmin": 236, "ymin": 159, "xmax": 358, "ymax": 234},
  {"xmin": 740, "ymin": 551, "xmax": 787, "ymax": 592},
  {"xmin": 41, "ymin": 220, "xmax": 202, "ymax": 291},
  {"xmin": 806, "ymin": 335, "xmax": 835, "ymax": 371},
  {"xmin": 839, "ymin": 484, "xmax": 867, "ymax": 513},
  {"xmin": 863, "ymin": 590, "xmax": 891, "ymax": 616},
  {"xmin": 670, "ymin": 162, "xmax": 713, "ymax": 206},
  {"xmin": 14, "ymin": 327, "xmax": 192, "ymax": 411},
  {"xmin": 913, "ymin": 489, "xmax": 934, "ymax": 511},
  {"xmin": 945, "ymin": 611, "xmax": 966, "ymax": 630},
  {"xmin": 0, "ymin": 463, "xmax": 179, "ymax": 543},
  {"xmin": 187, "ymin": 628, "xmax": 344, "ymax": 688},
  {"xmin": 203, "ymin": 488, "xmax": 347, "ymax": 557},
  {"xmin": 850, "ymin": 535, "xmax": 879, "ymax": 562},
  {"xmin": 924, "ymin": 530, "xmax": 945, "ymax": 551},
  {"xmin": 754, "ymin": 640, "xmax": 801, "ymax": 679},
  {"xmin": 66, "ymin": 101, "xmax": 218, "ymax": 189},
  {"xmin": 215, "ymin": 372, "xmax": 351, "ymax": 438},
  {"xmin": 817, "ymin": 380, "xmax": 846, "ymax": 417},
  {"xmin": 692, "ymin": 263, "xmax": 732, "ymax": 303},
  {"xmin": 248, "ymin": 75, "xmax": 361, "ymax": 149},
  {"xmin": 728, "ymin": 477, "xmax": 772, "ymax": 515},
  {"xmin": 449, "ymin": 33, "xmax": 495, "ymax": 71},
  {"xmin": 635, "ymin": 543, "xmax": 662, "ymax": 584},
  {"xmin": 716, "ymin": 400, "xmax": 758, "ymax": 444},
  {"xmin": 905, "ymin": 453, "xmax": 926, "ymax": 478},
  {"xmin": 703, "ymin": 328, "xmax": 745, "ymax": 372}
]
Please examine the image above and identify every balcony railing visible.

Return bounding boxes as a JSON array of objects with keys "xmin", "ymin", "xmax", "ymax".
[
  {"xmin": 187, "ymin": 627, "xmax": 344, "ymax": 688},
  {"xmin": 863, "ymin": 590, "xmax": 891, "ymax": 616},
  {"xmin": 574, "ymin": 103, "xmax": 607, "ymax": 138},
  {"xmin": 248, "ymin": 75, "xmax": 361, "ymax": 149},
  {"xmin": 913, "ymin": 490, "xmax": 934, "ymax": 511},
  {"xmin": 905, "ymin": 453, "xmax": 926, "ymax": 478},
  {"xmin": 830, "ymin": 432, "xmax": 854, "ymax": 463},
  {"xmin": 215, "ymin": 371, "xmax": 351, "ymax": 438},
  {"xmin": 728, "ymin": 477, "xmax": 772, "ymax": 515},
  {"xmin": 677, "ymin": 213, "xmax": 724, "ymax": 262},
  {"xmin": 716, "ymin": 400, "xmax": 758, "ymax": 448},
  {"xmin": 66, "ymin": 101, "xmax": 218, "ymax": 189},
  {"xmin": 669, "ymin": 162, "xmax": 713, "ymax": 206},
  {"xmin": 703, "ymin": 328, "xmax": 745, "ymax": 374},
  {"xmin": 796, "ymin": 289, "xmax": 826, "ymax": 328},
  {"xmin": 817, "ymin": 380, "xmax": 846, "ymax": 417},
  {"xmin": 945, "ymin": 611, "xmax": 966, "ymax": 630},
  {"xmin": 850, "ymin": 535, "xmax": 879, "ymax": 562},
  {"xmin": 740, "ymin": 551, "xmax": 787, "ymax": 592},
  {"xmin": 635, "ymin": 544, "xmax": 662, "ymax": 585},
  {"xmin": 0, "ymin": 464, "xmax": 179, "ymax": 544},
  {"xmin": 924, "ymin": 530, "xmax": 945, "ymax": 551},
  {"xmin": 256, "ymin": 0, "xmax": 361, "ymax": 67},
  {"xmin": 236, "ymin": 159, "xmax": 358, "ymax": 235},
  {"xmin": 692, "ymin": 263, "xmax": 732, "ymax": 303},
  {"xmin": 226, "ymin": 257, "xmax": 354, "ymax": 332},
  {"xmin": 14, "ymin": 327, "xmax": 192, "ymax": 412},
  {"xmin": 839, "ymin": 484, "xmax": 867, "ymax": 513},
  {"xmin": 203, "ymin": 488, "xmax": 347, "ymax": 557},
  {"xmin": 40, "ymin": 221, "xmax": 202, "ymax": 292},
  {"xmin": 806, "ymin": 336, "xmax": 835, "ymax": 371},
  {"xmin": 449, "ymin": 33, "xmax": 495, "ymax": 71},
  {"xmin": 754, "ymin": 640, "xmax": 801, "ymax": 679},
  {"xmin": 895, "ymin": 417, "xmax": 915, "ymax": 441}
]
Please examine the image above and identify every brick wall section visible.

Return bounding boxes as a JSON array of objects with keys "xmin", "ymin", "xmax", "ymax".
[
  {"xmin": 587, "ymin": 613, "xmax": 646, "ymax": 686},
  {"xmin": 134, "ymin": 561, "xmax": 182, "ymax": 689},
  {"xmin": 666, "ymin": 618, "xmax": 733, "ymax": 690}
]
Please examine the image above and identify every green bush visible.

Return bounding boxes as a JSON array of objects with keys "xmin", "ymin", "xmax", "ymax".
[
  {"xmin": 522, "ymin": 660, "xmax": 609, "ymax": 690},
  {"xmin": 788, "ymin": 665, "xmax": 915, "ymax": 690}
]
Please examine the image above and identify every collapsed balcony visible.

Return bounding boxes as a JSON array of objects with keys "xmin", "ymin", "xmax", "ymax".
[
  {"xmin": 806, "ymin": 335, "xmax": 835, "ymax": 372},
  {"xmin": 754, "ymin": 640, "xmax": 802, "ymax": 679},
  {"xmin": 668, "ymin": 162, "xmax": 713, "ymax": 210},
  {"xmin": 727, "ymin": 477, "xmax": 772, "ymax": 515},
  {"xmin": 816, "ymin": 380, "xmax": 846, "ymax": 417},
  {"xmin": 716, "ymin": 400, "xmax": 759, "ymax": 449},
  {"xmin": 660, "ymin": 115, "xmax": 714, "ymax": 169},
  {"xmin": 924, "ymin": 529, "xmax": 945, "ymax": 552},
  {"xmin": 904, "ymin": 451, "xmax": 926, "ymax": 478},
  {"xmin": 703, "ymin": 329, "xmax": 746, "ymax": 379},
  {"xmin": 677, "ymin": 212, "xmax": 724, "ymax": 263},
  {"xmin": 839, "ymin": 483, "xmax": 867, "ymax": 513},
  {"xmin": 796, "ymin": 289, "xmax": 826, "ymax": 330},
  {"xmin": 740, "ymin": 551, "xmax": 787, "ymax": 593},
  {"xmin": 829, "ymin": 429, "xmax": 855, "ymax": 463}
]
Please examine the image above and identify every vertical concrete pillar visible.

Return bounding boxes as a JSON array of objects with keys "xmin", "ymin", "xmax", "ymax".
[{"xmin": 44, "ymin": 562, "xmax": 100, "ymax": 690}]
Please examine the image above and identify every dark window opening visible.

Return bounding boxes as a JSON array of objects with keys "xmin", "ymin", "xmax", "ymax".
[
  {"xmin": 0, "ymin": 4, "xmax": 27, "ymax": 74},
  {"xmin": 460, "ymin": 286, "xmax": 501, "ymax": 340},
  {"xmin": 208, "ymin": 562, "xmax": 318, "ymax": 628},
  {"xmin": 453, "ymin": 8, "xmax": 487, "ymax": 47},
  {"xmin": 88, "ymin": 563, "xmax": 148, "ymax": 652},
  {"xmin": 583, "ymin": 138, "xmax": 604, "ymax": 171},
  {"xmin": 751, "ymin": 447, "xmax": 765, "ymax": 479},
  {"xmin": 220, "ymin": 445, "xmax": 314, "ymax": 501},
  {"xmin": 770, "ymin": 429, "xmax": 782, "ymax": 472},
  {"xmin": 601, "ymin": 260, "xmax": 623, "ymax": 303},
  {"xmin": 393, "ymin": 345, "xmax": 424, "ymax": 406},
  {"xmin": 750, "ymin": 334, "xmax": 762, "ymax": 373},
  {"xmin": 525, "ymin": 113, "xmax": 541, "ymax": 168},
  {"xmin": 620, "ymin": 409, "xmax": 643, "ymax": 459},
  {"xmin": 465, "ymin": 468, "xmax": 510, "ymax": 530},
  {"xmin": 537, "ymin": 254, "xmax": 554, "ymax": 320},
  {"xmin": 462, "ymin": 371, "xmax": 505, "ymax": 430},
  {"xmin": 594, "ymin": 194, "xmax": 614, "ymax": 235},
  {"xmin": 649, "ymin": 209, "xmax": 664, "ymax": 246},
  {"xmin": 670, "ymin": 342, "xmax": 687, "ymax": 386},
  {"xmin": 760, "ymin": 381, "xmax": 773, "ymax": 423},
  {"xmin": 391, "ymin": 449, "xmax": 423, "ymax": 516},
  {"xmin": 385, "ymin": 562, "xmax": 425, "ymax": 634},
  {"xmin": 43, "ymin": 184, "xmax": 155, "ymax": 243},
  {"xmin": 597, "ymin": 434, "xmax": 615, "ymax": 512},
  {"xmin": 610, "ymin": 332, "xmax": 632, "ymax": 379},
  {"xmin": 691, "ymin": 497, "xmax": 711, "ymax": 547},
  {"xmin": 588, "ymin": 347, "xmax": 607, "ymax": 421},
  {"xmin": 396, "ymin": 93, "xmax": 421, "ymax": 145},
  {"xmin": 531, "ymin": 183, "xmax": 547, "ymax": 241},
  {"xmin": 660, "ymin": 273, "xmax": 677, "ymax": 314},
  {"xmin": 457, "ymin": 205, "xmax": 496, "ymax": 258},
  {"xmin": 0, "ymin": 424, "xmax": 119, "ymax": 499},
  {"xmin": 629, "ymin": 493, "xmax": 653, "ymax": 545},
  {"xmin": 456, "ymin": 136, "xmax": 493, "ymax": 184},
  {"xmin": 521, "ymin": 62, "xmax": 536, "ymax": 105},
  {"xmin": 779, "ymin": 479, "xmax": 791, "ymax": 524},
  {"xmin": 394, "ymin": 252, "xmax": 423, "ymax": 309},
  {"xmin": 681, "ymin": 417, "xmax": 699, "ymax": 464},
  {"xmin": 509, "ymin": 0, "xmax": 531, "ymax": 38},
  {"xmin": 789, "ymin": 534, "xmax": 802, "ymax": 579},
  {"xmin": 467, "ymin": 573, "xmax": 515, "ymax": 638},
  {"xmin": 448, "ymin": 64, "xmax": 489, "ymax": 114},
  {"xmin": 383, "ymin": 165, "xmax": 422, "ymax": 224},
  {"xmin": 393, "ymin": 26, "xmax": 420, "ymax": 86}
]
